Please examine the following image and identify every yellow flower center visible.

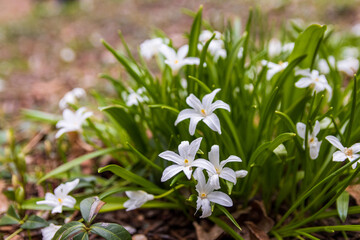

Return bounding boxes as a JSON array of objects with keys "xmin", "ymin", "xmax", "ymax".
[
  {"xmin": 215, "ymin": 168, "xmax": 221, "ymax": 174},
  {"xmin": 200, "ymin": 193, "xmax": 207, "ymax": 199},
  {"xmin": 174, "ymin": 60, "xmax": 179, "ymax": 64},
  {"xmin": 278, "ymin": 61, "xmax": 283, "ymax": 66},
  {"xmin": 201, "ymin": 109, "xmax": 206, "ymax": 116},
  {"xmin": 309, "ymin": 137, "xmax": 314, "ymax": 143},
  {"xmin": 58, "ymin": 198, "xmax": 63, "ymax": 203},
  {"xmin": 184, "ymin": 159, "xmax": 189, "ymax": 164},
  {"xmin": 315, "ymin": 77, "xmax": 319, "ymax": 82},
  {"xmin": 345, "ymin": 148, "xmax": 353, "ymax": 157}
]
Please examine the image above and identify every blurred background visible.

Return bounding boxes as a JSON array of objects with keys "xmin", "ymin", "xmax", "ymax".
[{"xmin": 0, "ymin": 0, "xmax": 359, "ymax": 128}]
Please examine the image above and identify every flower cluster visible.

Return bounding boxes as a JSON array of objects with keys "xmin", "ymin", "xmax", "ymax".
[{"xmin": 124, "ymin": 88, "xmax": 246, "ymax": 218}]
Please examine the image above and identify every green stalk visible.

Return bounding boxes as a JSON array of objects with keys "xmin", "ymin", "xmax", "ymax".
[{"xmin": 154, "ymin": 184, "xmax": 185, "ymax": 199}]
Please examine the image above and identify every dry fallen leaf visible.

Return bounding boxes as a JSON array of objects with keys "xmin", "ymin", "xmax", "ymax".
[
  {"xmin": 193, "ymin": 221, "xmax": 223, "ymax": 240},
  {"xmin": 346, "ymin": 184, "xmax": 360, "ymax": 206}
]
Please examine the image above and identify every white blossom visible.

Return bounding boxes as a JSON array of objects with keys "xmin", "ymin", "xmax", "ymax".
[
  {"xmin": 337, "ymin": 58, "xmax": 359, "ymax": 77},
  {"xmin": 159, "ymin": 137, "xmax": 203, "ymax": 181},
  {"xmin": 262, "ymin": 60, "xmax": 288, "ymax": 80},
  {"xmin": 59, "ymin": 88, "xmax": 86, "ymax": 109},
  {"xmin": 37, "ymin": 179, "xmax": 79, "ymax": 214},
  {"xmin": 125, "ymin": 87, "xmax": 149, "ymax": 106},
  {"xmin": 140, "ymin": 38, "xmax": 167, "ymax": 60},
  {"xmin": 160, "ymin": 45, "xmax": 200, "ymax": 74},
  {"xmin": 318, "ymin": 56, "xmax": 335, "ymax": 74},
  {"xmin": 123, "ymin": 191, "xmax": 154, "ymax": 211},
  {"xmin": 325, "ymin": 136, "xmax": 360, "ymax": 168},
  {"xmin": 41, "ymin": 223, "xmax": 61, "ymax": 240},
  {"xmin": 56, "ymin": 107, "xmax": 93, "ymax": 138},
  {"xmin": 175, "ymin": 89, "xmax": 230, "ymax": 135},
  {"xmin": 194, "ymin": 169, "xmax": 233, "ymax": 218},
  {"xmin": 235, "ymin": 170, "xmax": 248, "ymax": 178},
  {"xmin": 268, "ymin": 38, "xmax": 282, "ymax": 57},
  {"xmin": 193, "ymin": 145, "xmax": 242, "ymax": 189},
  {"xmin": 296, "ymin": 121, "xmax": 322, "ymax": 159},
  {"xmin": 295, "ymin": 69, "xmax": 332, "ymax": 100}
]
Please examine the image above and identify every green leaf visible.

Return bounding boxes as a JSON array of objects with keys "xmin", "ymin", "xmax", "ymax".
[
  {"xmin": 38, "ymin": 147, "xmax": 120, "ymax": 183},
  {"xmin": 209, "ymin": 216, "xmax": 244, "ymax": 240},
  {"xmin": 90, "ymin": 223, "xmax": 131, "ymax": 240},
  {"xmin": 21, "ymin": 109, "xmax": 59, "ymax": 124},
  {"xmin": 127, "ymin": 142, "xmax": 162, "ymax": 172},
  {"xmin": 21, "ymin": 215, "xmax": 49, "ymax": 229},
  {"xmin": 249, "ymin": 133, "xmax": 296, "ymax": 166},
  {"xmin": 288, "ymin": 24, "xmax": 326, "ymax": 69},
  {"xmin": 217, "ymin": 205, "xmax": 242, "ymax": 231},
  {"xmin": 0, "ymin": 205, "xmax": 21, "ymax": 226},
  {"xmin": 98, "ymin": 165, "xmax": 164, "ymax": 194},
  {"xmin": 73, "ymin": 232, "xmax": 89, "ymax": 240},
  {"xmin": 52, "ymin": 222, "xmax": 85, "ymax": 240},
  {"xmin": 80, "ymin": 196, "xmax": 105, "ymax": 224},
  {"xmin": 187, "ymin": 5, "xmax": 202, "ymax": 58},
  {"xmin": 100, "ymin": 105, "xmax": 147, "ymax": 152},
  {"xmin": 188, "ymin": 76, "xmax": 212, "ymax": 93},
  {"xmin": 336, "ymin": 191, "xmax": 349, "ymax": 223}
]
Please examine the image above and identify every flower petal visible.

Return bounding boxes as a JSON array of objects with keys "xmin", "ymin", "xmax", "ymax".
[
  {"xmin": 219, "ymin": 167, "xmax": 237, "ymax": 184},
  {"xmin": 177, "ymin": 45, "xmax": 189, "ymax": 59},
  {"xmin": 333, "ymin": 151, "xmax": 347, "ymax": 162},
  {"xmin": 296, "ymin": 122, "xmax": 306, "ymax": 140},
  {"xmin": 159, "ymin": 151, "xmax": 183, "ymax": 165},
  {"xmin": 200, "ymin": 198, "xmax": 212, "ymax": 218},
  {"xmin": 178, "ymin": 141, "xmax": 190, "ymax": 159},
  {"xmin": 161, "ymin": 165, "xmax": 184, "ymax": 182},
  {"xmin": 51, "ymin": 205, "xmax": 63, "ymax": 214},
  {"xmin": 209, "ymin": 100, "xmax": 230, "ymax": 113},
  {"xmin": 55, "ymin": 128, "xmax": 69, "ymax": 139},
  {"xmin": 62, "ymin": 196, "xmax": 76, "ymax": 208},
  {"xmin": 183, "ymin": 166, "xmax": 193, "ymax": 179},
  {"xmin": 203, "ymin": 113, "xmax": 222, "ymax": 134},
  {"xmin": 207, "ymin": 191, "xmax": 233, "ymax": 207},
  {"xmin": 220, "ymin": 155, "xmax": 242, "ymax": 168},
  {"xmin": 309, "ymin": 141, "xmax": 320, "ymax": 159},
  {"xmin": 159, "ymin": 45, "xmax": 176, "ymax": 60},
  {"xmin": 192, "ymin": 159, "xmax": 216, "ymax": 174},
  {"xmin": 350, "ymin": 143, "xmax": 360, "ymax": 153},
  {"xmin": 188, "ymin": 137, "xmax": 203, "ymax": 160},
  {"xmin": 325, "ymin": 136, "xmax": 345, "ymax": 151},
  {"xmin": 208, "ymin": 145, "xmax": 220, "ymax": 167},
  {"xmin": 186, "ymin": 94, "xmax": 203, "ymax": 111},
  {"xmin": 295, "ymin": 78, "xmax": 312, "ymax": 88},
  {"xmin": 175, "ymin": 109, "xmax": 201, "ymax": 126},
  {"xmin": 189, "ymin": 116, "xmax": 204, "ymax": 136},
  {"xmin": 208, "ymin": 174, "xmax": 220, "ymax": 189},
  {"xmin": 202, "ymin": 89, "xmax": 221, "ymax": 110},
  {"xmin": 194, "ymin": 168, "xmax": 206, "ymax": 190},
  {"xmin": 183, "ymin": 57, "xmax": 200, "ymax": 65}
]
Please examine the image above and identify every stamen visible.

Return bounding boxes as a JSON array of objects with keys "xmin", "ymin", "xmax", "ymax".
[
  {"xmin": 201, "ymin": 109, "xmax": 206, "ymax": 115},
  {"xmin": 184, "ymin": 159, "xmax": 189, "ymax": 164},
  {"xmin": 345, "ymin": 148, "xmax": 353, "ymax": 157},
  {"xmin": 174, "ymin": 60, "xmax": 179, "ymax": 64},
  {"xmin": 58, "ymin": 198, "xmax": 63, "ymax": 203},
  {"xmin": 200, "ymin": 193, "xmax": 207, "ymax": 198}
]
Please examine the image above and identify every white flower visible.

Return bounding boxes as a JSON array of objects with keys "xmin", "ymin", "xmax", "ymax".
[
  {"xmin": 235, "ymin": 170, "xmax": 248, "ymax": 178},
  {"xmin": 37, "ymin": 179, "xmax": 79, "ymax": 214},
  {"xmin": 56, "ymin": 107, "xmax": 93, "ymax": 138},
  {"xmin": 341, "ymin": 47, "xmax": 359, "ymax": 59},
  {"xmin": 318, "ymin": 56, "xmax": 335, "ymax": 74},
  {"xmin": 175, "ymin": 89, "xmax": 230, "ymax": 135},
  {"xmin": 59, "ymin": 88, "xmax": 86, "ymax": 109},
  {"xmin": 199, "ymin": 30, "xmax": 222, "ymax": 43},
  {"xmin": 193, "ymin": 145, "xmax": 242, "ymax": 189},
  {"xmin": 123, "ymin": 191, "xmax": 154, "ymax": 211},
  {"xmin": 60, "ymin": 47, "xmax": 76, "ymax": 63},
  {"xmin": 295, "ymin": 69, "xmax": 332, "ymax": 100},
  {"xmin": 337, "ymin": 58, "xmax": 359, "ymax": 77},
  {"xmin": 159, "ymin": 137, "xmax": 202, "ymax": 181},
  {"xmin": 41, "ymin": 223, "xmax": 61, "ymax": 240},
  {"xmin": 325, "ymin": 136, "xmax": 360, "ymax": 168},
  {"xmin": 262, "ymin": 60, "xmax": 288, "ymax": 80},
  {"xmin": 194, "ymin": 169, "xmax": 233, "ymax": 218},
  {"xmin": 351, "ymin": 23, "xmax": 360, "ymax": 36},
  {"xmin": 159, "ymin": 45, "xmax": 200, "ymax": 74},
  {"xmin": 125, "ymin": 87, "xmax": 149, "ymax": 106},
  {"xmin": 296, "ymin": 121, "xmax": 322, "ymax": 159},
  {"xmin": 237, "ymin": 47, "xmax": 244, "ymax": 59},
  {"xmin": 282, "ymin": 42, "xmax": 294, "ymax": 53},
  {"xmin": 268, "ymin": 38, "xmax": 282, "ymax": 58},
  {"xmin": 140, "ymin": 38, "xmax": 167, "ymax": 60}
]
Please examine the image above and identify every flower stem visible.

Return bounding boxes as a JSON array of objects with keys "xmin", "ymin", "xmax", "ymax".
[{"xmin": 154, "ymin": 184, "xmax": 185, "ymax": 199}]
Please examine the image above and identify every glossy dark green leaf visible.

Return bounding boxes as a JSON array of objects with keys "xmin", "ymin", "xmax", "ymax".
[
  {"xmin": 73, "ymin": 232, "xmax": 89, "ymax": 240},
  {"xmin": 52, "ymin": 222, "xmax": 85, "ymax": 240},
  {"xmin": 21, "ymin": 215, "xmax": 49, "ymax": 229},
  {"xmin": 80, "ymin": 196, "xmax": 105, "ymax": 224},
  {"xmin": 90, "ymin": 223, "xmax": 131, "ymax": 240},
  {"xmin": 0, "ymin": 205, "xmax": 21, "ymax": 226}
]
